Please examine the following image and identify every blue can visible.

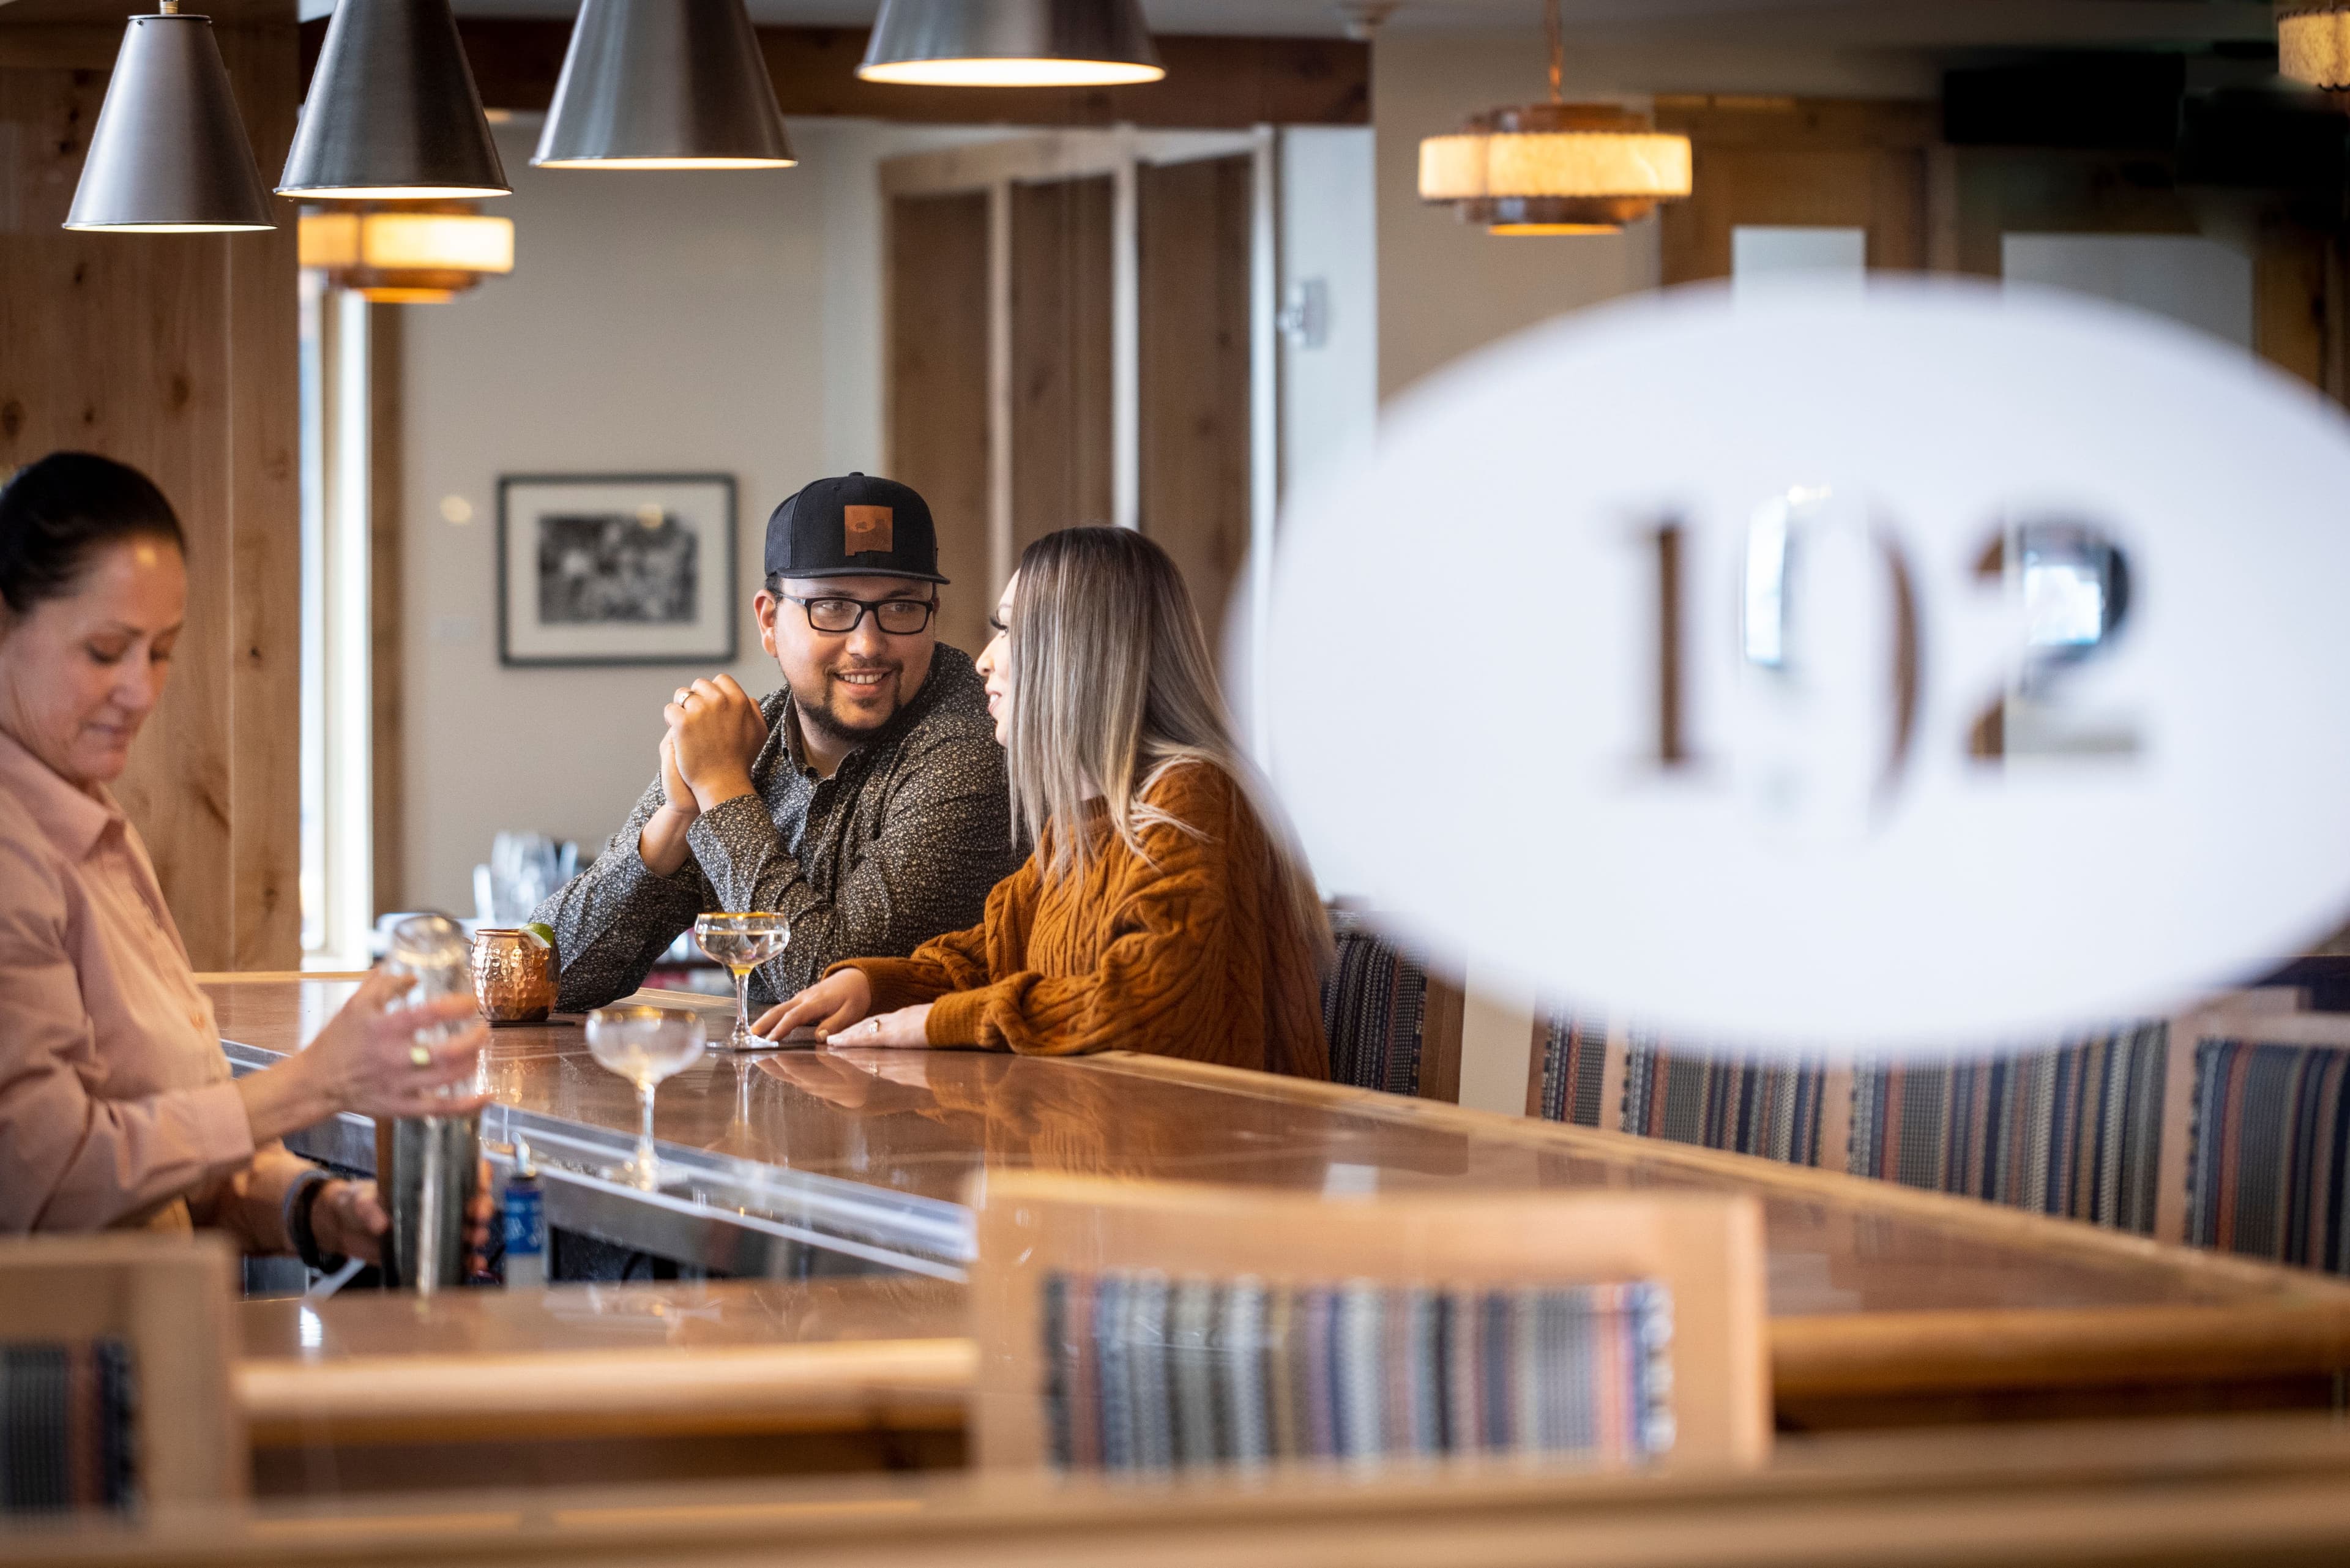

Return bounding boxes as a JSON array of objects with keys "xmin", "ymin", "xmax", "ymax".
[{"xmin": 502, "ymin": 1166, "xmax": 545, "ymax": 1288}]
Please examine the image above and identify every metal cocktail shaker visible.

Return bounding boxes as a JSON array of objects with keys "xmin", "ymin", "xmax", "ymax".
[{"xmin": 377, "ymin": 914, "xmax": 482, "ymax": 1294}]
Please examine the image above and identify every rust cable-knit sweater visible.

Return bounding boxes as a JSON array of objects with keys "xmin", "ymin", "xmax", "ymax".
[{"xmin": 834, "ymin": 763, "xmax": 1330, "ymax": 1080}]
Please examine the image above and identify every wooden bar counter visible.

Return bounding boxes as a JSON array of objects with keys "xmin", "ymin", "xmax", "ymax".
[{"xmin": 211, "ymin": 976, "xmax": 2350, "ymax": 1473}]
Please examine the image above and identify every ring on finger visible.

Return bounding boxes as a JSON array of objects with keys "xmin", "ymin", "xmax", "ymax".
[{"xmin": 409, "ymin": 1043, "xmax": 432, "ymax": 1069}]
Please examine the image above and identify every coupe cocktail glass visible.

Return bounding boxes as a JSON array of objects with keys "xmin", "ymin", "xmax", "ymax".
[
  {"xmin": 584, "ymin": 1005, "xmax": 706, "ymax": 1188},
  {"xmin": 693, "ymin": 911, "xmax": 791, "ymax": 1051}
]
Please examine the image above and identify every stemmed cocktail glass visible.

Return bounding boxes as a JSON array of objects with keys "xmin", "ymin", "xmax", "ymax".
[
  {"xmin": 693, "ymin": 911, "xmax": 791, "ymax": 1051},
  {"xmin": 584, "ymin": 1005, "xmax": 706, "ymax": 1188}
]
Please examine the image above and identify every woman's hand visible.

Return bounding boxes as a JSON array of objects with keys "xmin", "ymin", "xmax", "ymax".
[
  {"xmin": 753, "ymin": 969, "xmax": 873, "ymax": 1041},
  {"xmin": 827, "ymin": 1004, "xmax": 933, "ymax": 1050},
  {"xmin": 308, "ymin": 1178, "xmax": 388, "ymax": 1266},
  {"xmin": 239, "ymin": 969, "xmax": 490, "ymax": 1149},
  {"xmin": 307, "ymin": 968, "xmax": 490, "ymax": 1119}
]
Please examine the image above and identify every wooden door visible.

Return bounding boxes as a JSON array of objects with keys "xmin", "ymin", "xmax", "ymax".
[
  {"xmin": 1655, "ymin": 100, "xmax": 1936, "ymax": 285},
  {"xmin": 885, "ymin": 191, "xmax": 993, "ymax": 657},
  {"xmin": 1009, "ymin": 174, "xmax": 1114, "ymax": 550},
  {"xmin": 1138, "ymin": 154, "xmax": 1251, "ymax": 668}
]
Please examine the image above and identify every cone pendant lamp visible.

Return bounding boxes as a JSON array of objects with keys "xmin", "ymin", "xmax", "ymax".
[
  {"xmin": 64, "ymin": 2, "xmax": 275, "ymax": 233},
  {"xmin": 534, "ymin": 0, "xmax": 793, "ymax": 169},
  {"xmin": 859, "ymin": 0, "xmax": 1164, "ymax": 88},
  {"xmin": 279, "ymin": 0, "xmax": 508, "ymax": 200}
]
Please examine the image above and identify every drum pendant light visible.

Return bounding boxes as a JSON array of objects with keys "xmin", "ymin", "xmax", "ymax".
[
  {"xmin": 64, "ymin": 2, "xmax": 275, "ymax": 233},
  {"xmin": 278, "ymin": 0, "xmax": 508, "ymax": 200},
  {"xmin": 2280, "ymin": 3, "xmax": 2350, "ymax": 89},
  {"xmin": 1416, "ymin": 0, "xmax": 1690, "ymax": 236},
  {"xmin": 534, "ymin": 0, "xmax": 794, "ymax": 170},
  {"xmin": 859, "ymin": 0, "xmax": 1165, "ymax": 88}
]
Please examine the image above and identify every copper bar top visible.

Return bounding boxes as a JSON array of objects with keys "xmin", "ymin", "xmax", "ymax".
[{"xmin": 208, "ymin": 978, "xmax": 2348, "ymax": 1317}]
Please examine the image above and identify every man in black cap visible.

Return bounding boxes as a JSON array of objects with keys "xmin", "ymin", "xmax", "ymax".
[{"xmin": 533, "ymin": 474, "xmax": 1020, "ymax": 1013}]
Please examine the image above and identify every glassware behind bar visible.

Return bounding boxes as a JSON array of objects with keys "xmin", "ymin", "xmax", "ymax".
[
  {"xmin": 584, "ymin": 1005, "xmax": 706, "ymax": 1189},
  {"xmin": 693, "ymin": 911, "xmax": 790, "ymax": 1051}
]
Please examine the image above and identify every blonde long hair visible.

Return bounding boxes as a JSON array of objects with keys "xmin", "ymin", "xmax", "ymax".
[{"xmin": 1004, "ymin": 527, "xmax": 1327, "ymax": 954}]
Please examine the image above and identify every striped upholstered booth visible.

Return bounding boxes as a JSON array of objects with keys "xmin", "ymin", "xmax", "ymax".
[
  {"xmin": 1527, "ymin": 1001, "xmax": 2296, "ymax": 1249},
  {"xmin": 2182, "ymin": 1013, "xmax": 2350, "ymax": 1275},
  {"xmin": 1318, "ymin": 911, "xmax": 1463, "ymax": 1100},
  {"xmin": 1848, "ymin": 1025, "xmax": 2170, "ymax": 1234},
  {"xmin": 1527, "ymin": 1015, "xmax": 1830, "ymax": 1167}
]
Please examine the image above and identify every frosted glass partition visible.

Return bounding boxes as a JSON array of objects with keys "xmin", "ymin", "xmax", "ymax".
[
  {"xmin": 1731, "ymin": 226, "xmax": 1866, "ymax": 299},
  {"xmin": 2001, "ymin": 234, "xmax": 2253, "ymax": 350}
]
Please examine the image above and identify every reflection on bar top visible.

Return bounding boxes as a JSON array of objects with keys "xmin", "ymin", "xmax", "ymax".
[{"xmin": 207, "ymin": 979, "xmax": 2347, "ymax": 1318}]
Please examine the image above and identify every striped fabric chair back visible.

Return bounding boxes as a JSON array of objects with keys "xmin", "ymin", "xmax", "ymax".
[
  {"xmin": 1528, "ymin": 1014, "xmax": 1827, "ymax": 1167},
  {"xmin": 1849, "ymin": 1024, "xmax": 2169, "ymax": 1234},
  {"xmin": 971, "ymin": 1173, "xmax": 1772, "ymax": 1476},
  {"xmin": 2188, "ymin": 1030, "xmax": 2350, "ymax": 1272},
  {"xmin": 0, "ymin": 1234, "xmax": 243, "ymax": 1515},
  {"xmin": 1319, "ymin": 917, "xmax": 1429, "ymax": 1096},
  {"xmin": 0, "ymin": 1339, "xmax": 139, "ymax": 1516}
]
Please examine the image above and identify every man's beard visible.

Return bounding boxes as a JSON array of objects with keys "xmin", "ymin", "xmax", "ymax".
[{"xmin": 791, "ymin": 663, "xmax": 905, "ymax": 745}]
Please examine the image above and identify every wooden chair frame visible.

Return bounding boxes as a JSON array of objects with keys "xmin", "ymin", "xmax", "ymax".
[
  {"xmin": 968, "ymin": 1171, "xmax": 1770, "ymax": 1472},
  {"xmin": 0, "ymin": 1233, "xmax": 245, "ymax": 1510}
]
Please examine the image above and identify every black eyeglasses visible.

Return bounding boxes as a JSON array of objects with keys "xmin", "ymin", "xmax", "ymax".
[{"xmin": 781, "ymin": 594, "xmax": 937, "ymax": 635}]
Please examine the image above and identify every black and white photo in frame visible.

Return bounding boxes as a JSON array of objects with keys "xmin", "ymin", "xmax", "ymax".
[{"xmin": 498, "ymin": 474, "xmax": 737, "ymax": 666}]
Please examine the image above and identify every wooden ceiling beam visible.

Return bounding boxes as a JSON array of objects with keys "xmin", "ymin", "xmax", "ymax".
[{"xmin": 298, "ymin": 18, "xmax": 1368, "ymax": 129}]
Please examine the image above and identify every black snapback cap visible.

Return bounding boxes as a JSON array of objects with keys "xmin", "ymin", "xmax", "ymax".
[{"xmin": 764, "ymin": 472, "xmax": 947, "ymax": 584}]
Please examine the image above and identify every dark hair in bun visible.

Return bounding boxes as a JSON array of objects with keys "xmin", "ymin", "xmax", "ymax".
[{"xmin": 0, "ymin": 451, "xmax": 184, "ymax": 616}]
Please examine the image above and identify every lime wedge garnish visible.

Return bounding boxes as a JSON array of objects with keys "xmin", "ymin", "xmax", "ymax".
[{"xmin": 521, "ymin": 922, "xmax": 555, "ymax": 950}]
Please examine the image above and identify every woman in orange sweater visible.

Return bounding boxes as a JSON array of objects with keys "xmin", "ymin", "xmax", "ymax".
[{"xmin": 753, "ymin": 527, "xmax": 1329, "ymax": 1080}]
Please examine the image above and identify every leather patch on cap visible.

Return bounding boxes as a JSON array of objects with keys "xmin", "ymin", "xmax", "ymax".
[{"xmin": 843, "ymin": 505, "xmax": 894, "ymax": 554}]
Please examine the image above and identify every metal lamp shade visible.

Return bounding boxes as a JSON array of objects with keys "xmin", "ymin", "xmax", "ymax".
[
  {"xmin": 64, "ymin": 13, "xmax": 275, "ymax": 233},
  {"xmin": 859, "ymin": 0, "xmax": 1165, "ymax": 87},
  {"xmin": 278, "ymin": 0, "xmax": 508, "ymax": 200},
  {"xmin": 534, "ymin": 0, "xmax": 793, "ymax": 169}
]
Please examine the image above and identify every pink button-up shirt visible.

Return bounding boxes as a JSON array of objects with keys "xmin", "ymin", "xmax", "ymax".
[{"xmin": 0, "ymin": 725, "xmax": 297, "ymax": 1241}]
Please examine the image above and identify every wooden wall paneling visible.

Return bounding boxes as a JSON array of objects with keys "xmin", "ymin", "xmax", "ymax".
[
  {"xmin": 884, "ymin": 192, "xmax": 993, "ymax": 659},
  {"xmin": 2255, "ymin": 222, "xmax": 2329, "ymax": 390},
  {"xmin": 1942, "ymin": 148, "xmax": 2201, "ymax": 280},
  {"xmin": 0, "ymin": 67, "xmax": 214, "ymax": 966},
  {"xmin": 1009, "ymin": 175, "xmax": 1113, "ymax": 551},
  {"xmin": 0, "ymin": 32, "xmax": 301, "ymax": 970},
  {"xmin": 217, "ymin": 22, "xmax": 302, "ymax": 967},
  {"xmin": 368, "ymin": 303, "xmax": 403, "ymax": 916},
  {"xmin": 1136, "ymin": 154, "xmax": 1251, "ymax": 676},
  {"xmin": 384, "ymin": 20, "xmax": 1368, "ymax": 129},
  {"xmin": 1417, "ymin": 969, "xmax": 1465, "ymax": 1104},
  {"xmin": 1655, "ymin": 100, "xmax": 1933, "ymax": 286}
]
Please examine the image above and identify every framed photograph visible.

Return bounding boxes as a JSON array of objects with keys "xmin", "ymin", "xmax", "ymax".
[{"xmin": 497, "ymin": 473, "xmax": 737, "ymax": 666}]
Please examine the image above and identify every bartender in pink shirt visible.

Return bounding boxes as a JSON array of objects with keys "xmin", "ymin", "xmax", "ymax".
[{"xmin": 0, "ymin": 452, "xmax": 486, "ymax": 1267}]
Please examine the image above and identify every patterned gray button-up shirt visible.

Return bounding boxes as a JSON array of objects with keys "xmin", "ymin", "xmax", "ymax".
[{"xmin": 532, "ymin": 646, "xmax": 1017, "ymax": 1012}]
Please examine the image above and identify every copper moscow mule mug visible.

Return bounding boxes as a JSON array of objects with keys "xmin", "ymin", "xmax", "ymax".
[{"xmin": 471, "ymin": 927, "xmax": 556, "ymax": 1024}]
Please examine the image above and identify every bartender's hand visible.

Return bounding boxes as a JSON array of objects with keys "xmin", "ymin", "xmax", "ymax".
[
  {"xmin": 309, "ymin": 1178, "xmax": 389, "ymax": 1266},
  {"xmin": 754, "ymin": 968, "xmax": 872, "ymax": 1040},
  {"xmin": 666, "ymin": 674, "xmax": 767, "ymax": 814},
  {"xmin": 239, "ymin": 968, "xmax": 491, "ymax": 1148}
]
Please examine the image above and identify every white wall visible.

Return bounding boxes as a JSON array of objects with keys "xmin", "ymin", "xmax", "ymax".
[
  {"xmin": 400, "ymin": 118, "xmax": 999, "ymax": 915},
  {"xmin": 1277, "ymin": 126, "xmax": 1378, "ymax": 501}
]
